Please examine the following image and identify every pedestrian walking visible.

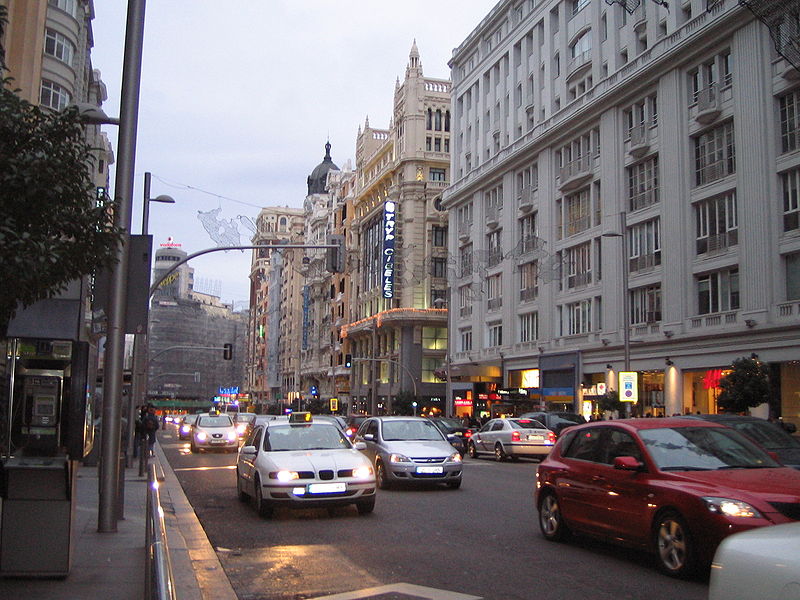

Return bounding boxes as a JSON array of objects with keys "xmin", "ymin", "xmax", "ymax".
[{"xmin": 141, "ymin": 405, "xmax": 160, "ymax": 456}]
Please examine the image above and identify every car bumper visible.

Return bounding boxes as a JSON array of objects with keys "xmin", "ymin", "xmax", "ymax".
[
  {"xmin": 505, "ymin": 442, "xmax": 554, "ymax": 457},
  {"xmin": 194, "ymin": 439, "xmax": 238, "ymax": 450},
  {"xmin": 386, "ymin": 462, "xmax": 463, "ymax": 483},
  {"xmin": 261, "ymin": 480, "xmax": 376, "ymax": 507}
]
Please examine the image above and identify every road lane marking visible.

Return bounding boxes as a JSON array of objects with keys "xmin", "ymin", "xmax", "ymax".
[
  {"xmin": 308, "ymin": 582, "xmax": 483, "ymax": 599},
  {"xmin": 173, "ymin": 465, "xmax": 237, "ymax": 472}
]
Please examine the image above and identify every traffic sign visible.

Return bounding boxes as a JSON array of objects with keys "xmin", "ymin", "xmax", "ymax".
[{"xmin": 618, "ymin": 372, "xmax": 638, "ymax": 403}]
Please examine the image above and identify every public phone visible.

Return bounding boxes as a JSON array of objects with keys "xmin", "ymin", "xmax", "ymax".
[{"xmin": 21, "ymin": 374, "xmax": 63, "ymax": 455}]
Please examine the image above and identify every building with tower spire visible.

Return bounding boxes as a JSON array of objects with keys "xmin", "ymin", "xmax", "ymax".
[{"xmin": 342, "ymin": 41, "xmax": 452, "ymax": 416}]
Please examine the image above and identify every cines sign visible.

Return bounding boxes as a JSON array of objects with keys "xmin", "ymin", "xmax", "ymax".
[{"xmin": 382, "ymin": 201, "xmax": 396, "ymax": 299}]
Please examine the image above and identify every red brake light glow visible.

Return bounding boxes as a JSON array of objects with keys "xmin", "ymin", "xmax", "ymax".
[{"xmin": 511, "ymin": 431, "xmax": 521, "ymax": 442}]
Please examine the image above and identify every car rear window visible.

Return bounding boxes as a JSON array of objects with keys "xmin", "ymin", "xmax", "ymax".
[
  {"xmin": 197, "ymin": 416, "xmax": 233, "ymax": 427},
  {"xmin": 510, "ymin": 419, "xmax": 546, "ymax": 429},
  {"xmin": 382, "ymin": 420, "xmax": 444, "ymax": 441},
  {"xmin": 264, "ymin": 424, "xmax": 350, "ymax": 451}
]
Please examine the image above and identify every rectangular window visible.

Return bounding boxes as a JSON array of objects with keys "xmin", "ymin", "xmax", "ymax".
[
  {"xmin": 519, "ymin": 261, "xmax": 539, "ymax": 302},
  {"xmin": 566, "ymin": 242, "xmax": 592, "ymax": 288},
  {"xmin": 434, "ymin": 137, "xmax": 442, "ymax": 152},
  {"xmin": 565, "ymin": 189, "xmax": 591, "ymax": 236},
  {"xmin": 780, "ymin": 90, "xmax": 800, "ymax": 154},
  {"xmin": 431, "ymin": 257, "xmax": 447, "ymax": 278},
  {"xmin": 488, "ymin": 323, "xmax": 503, "ymax": 347},
  {"xmin": 628, "ymin": 218, "xmax": 662, "ymax": 270},
  {"xmin": 518, "ymin": 212, "xmax": 539, "ymax": 254},
  {"xmin": 45, "ymin": 29, "xmax": 75, "ymax": 65},
  {"xmin": 432, "ymin": 226, "xmax": 447, "ymax": 247},
  {"xmin": 519, "ymin": 312, "xmax": 539, "ymax": 342},
  {"xmin": 430, "ymin": 168, "xmax": 446, "ymax": 181},
  {"xmin": 459, "ymin": 243, "xmax": 473, "ymax": 277},
  {"xmin": 627, "ymin": 157, "xmax": 660, "ymax": 211},
  {"xmin": 566, "ymin": 299, "xmax": 592, "ymax": 335},
  {"xmin": 697, "ymin": 268, "xmax": 739, "ymax": 314},
  {"xmin": 487, "ymin": 273, "xmax": 503, "ymax": 310},
  {"xmin": 694, "ymin": 121, "xmax": 736, "ymax": 186},
  {"xmin": 460, "ymin": 329, "xmax": 473, "ymax": 352},
  {"xmin": 782, "ymin": 167, "xmax": 800, "ymax": 231},
  {"xmin": 695, "ymin": 192, "xmax": 738, "ymax": 254},
  {"xmin": 487, "ymin": 229, "xmax": 503, "ymax": 267},
  {"xmin": 39, "ymin": 80, "xmax": 71, "ymax": 111},
  {"xmin": 422, "ymin": 327, "xmax": 447, "ymax": 350},
  {"xmin": 787, "ymin": 252, "xmax": 800, "ymax": 301},
  {"xmin": 630, "ymin": 285, "xmax": 662, "ymax": 324}
]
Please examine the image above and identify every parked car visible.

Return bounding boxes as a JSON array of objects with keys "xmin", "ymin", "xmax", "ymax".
[
  {"xmin": 535, "ymin": 417, "xmax": 800, "ymax": 578},
  {"xmin": 312, "ymin": 415, "xmax": 348, "ymax": 433},
  {"xmin": 190, "ymin": 414, "xmax": 238, "ymax": 453},
  {"xmin": 518, "ymin": 411, "xmax": 586, "ymax": 437},
  {"xmin": 236, "ymin": 413, "xmax": 376, "ymax": 518},
  {"xmin": 679, "ymin": 414, "xmax": 800, "ymax": 469},
  {"xmin": 426, "ymin": 417, "xmax": 477, "ymax": 457},
  {"xmin": 468, "ymin": 417, "xmax": 555, "ymax": 461},
  {"xmin": 177, "ymin": 414, "xmax": 200, "ymax": 440},
  {"xmin": 708, "ymin": 521, "xmax": 800, "ymax": 600},
  {"xmin": 354, "ymin": 416, "xmax": 463, "ymax": 489}
]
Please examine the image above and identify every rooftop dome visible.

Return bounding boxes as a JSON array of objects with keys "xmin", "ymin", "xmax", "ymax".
[{"xmin": 307, "ymin": 141, "xmax": 339, "ymax": 195}]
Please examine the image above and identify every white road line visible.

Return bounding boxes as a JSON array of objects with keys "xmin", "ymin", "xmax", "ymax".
[{"xmin": 308, "ymin": 582, "xmax": 483, "ymax": 600}]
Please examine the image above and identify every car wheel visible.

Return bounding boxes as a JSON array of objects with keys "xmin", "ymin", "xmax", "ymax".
[
  {"xmin": 447, "ymin": 479, "xmax": 462, "ymax": 489},
  {"xmin": 494, "ymin": 443, "xmax": 507, "ymax": 462},
  {"xmin": 253, "ymin": 475, "xmax": 274, "ymax": 518},
  {"xmin": 539, "ymin": 491, "xmax": 570, "ymax": 542},
  {"xmin": 468, "ymin": 442, "xmax": 479, "ymax": 459},
  {"xmin": 375, "ymin": 460, "xmax": 391, "ymax": 490},
  {"xmin": 653, "ymin": 511, "xmax": 695, "ymax": 578},
  {"xmin": 236, "ymin": 470, "xmax": 248, "ymax": 502},
  {"xmin": 356, "ymin": 496, "xmax": 376, "ymax": 515}
]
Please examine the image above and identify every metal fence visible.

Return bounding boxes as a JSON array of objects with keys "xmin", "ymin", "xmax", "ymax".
[{"xmin": 146, "ymin": 462, "xmax": 176, "ymax": 600}]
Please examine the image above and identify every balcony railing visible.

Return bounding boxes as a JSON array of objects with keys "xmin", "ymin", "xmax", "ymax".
[
  {"xmin": 695, "ymin": 84, "xmax": 721, "ymax": 124},
  {"xmin": 486, "ymin": 204, "xmax": 501, "ymax": 227},
  {"xmin": 629, "ymin": 187, "xmax": 659, "ymax": 211},
  {"xmin": 486, "ymin": 249, "xmax": 503, "ymax": 268},
  {"xmin": 459, "ymin": 305, "xmax": 473, "ymax": 318},
  {"xmin": 458, "ymin": 221, "xmax": 472, "ymax": 239},
  {"xmin": 487, "ymin": 297, "xmax": 503, "ymax": 311},
  {"xmin": 520, "ymin": 287, "xmax": 537, "ymax": 302},
  {"xmin": 558, "ymin": 154, "xmax": 593, "ymax": 191},
  {"xmin": 629, "ymin": 251, "xmax": 661, "ymax": 271}
]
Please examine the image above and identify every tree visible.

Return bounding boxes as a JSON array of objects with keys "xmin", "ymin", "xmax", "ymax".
[
  {"xmin": 0, "ymin": 80, "xmax": 122, "ymax": 334},
  {"xmin": 598, "ymin": 389, "xmax": 624, "ymax": 415},
  {"xmin": 391, "ymin": 390, "xmax": 416, "ymax": 416},
  {"xmin": 716, "ymin": 356, "xmax": 772, "ymax": 414}
]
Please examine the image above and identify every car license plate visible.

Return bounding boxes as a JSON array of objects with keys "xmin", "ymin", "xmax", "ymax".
[
  {"xmin": 307, "ymin": 482, "xmax": 346, "ymax": 494},
  {"xmin": 527, "ymin": 435, "xmax": 543, "ymax": 441},
  {"xmin": 416, "ymin": 466, "xmax": 444, "ymax": 474},
  {"xmin": 210, "ymin": 440, "xmax": 225, "ymax": 444}
]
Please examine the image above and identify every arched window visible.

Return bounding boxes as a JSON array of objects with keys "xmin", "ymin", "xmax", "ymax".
[
  {"xmin": 445, "ymin": 110, "xmax": 451, "ymax": 132},
  {"xmin": 435, "ymin": 109, "xmax": 442, "ymax": 131},
  {"xmin": 279, "ymin": 217, "xmax": 287, "ymax": 231},
  {"xmin": 426, "ymin": 108, "xmax": 433, "ymax": 130}
]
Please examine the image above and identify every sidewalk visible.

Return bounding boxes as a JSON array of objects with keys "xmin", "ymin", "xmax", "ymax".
[{"xmin": 0, "ymin": 444, "xmax": 237, "ymax": 600}]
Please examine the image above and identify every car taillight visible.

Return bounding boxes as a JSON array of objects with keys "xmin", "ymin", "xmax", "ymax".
[
  {"xmin": 464, "ymin": 430, "xmax": 472, "ymax": 438},
  {"xmin": 548, "ymin": 431, "xmax": 556, "ymax": 444},
  {"xmin": 511, "ymin": 431, "xmax": 521, "ymax": 442}
]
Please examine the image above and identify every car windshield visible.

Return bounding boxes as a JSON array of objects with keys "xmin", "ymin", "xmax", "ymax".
[
  {"xmin": 510, "ymin": 418, "xmax": 546, "ymax": 429},
  {"xmin": 729, "ymin": 421, "xmax": 800, "ymax": 450},
  {"xmin": 183, "ymin": 415, "xmax": 198, "ymax": 424},
  {"xmin": 235, "ymin": 414, "xmax": 256, "ymax": 424},
  {"xmin": 382, "ymin": 420, "xmax": 444, "ymax": 441},
  {"xmin": 197, "ymin": 416, "xmax": 233, "ymax": 428},
  {"xmin": 264, "ymin": 424, "xmax": 351, "ymax": 451},
  {"xmin": 639, "ymin": 426, "xmax": 780, "ymax": 471}
]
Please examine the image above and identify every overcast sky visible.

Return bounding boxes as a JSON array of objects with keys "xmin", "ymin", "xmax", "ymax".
[{"xmin": 90, "ymin": 1, "xmax": 494, "ymax": 309}]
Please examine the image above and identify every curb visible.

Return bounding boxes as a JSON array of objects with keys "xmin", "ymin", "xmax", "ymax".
[{"xmin": 154, "ymin": 443, "xmax": 237, "ymax": 600}]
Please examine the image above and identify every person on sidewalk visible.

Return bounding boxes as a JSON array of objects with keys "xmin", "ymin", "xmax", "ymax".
[{"xmin": 141, "ymin": 405, "xmax": 160, "ymax": 457}]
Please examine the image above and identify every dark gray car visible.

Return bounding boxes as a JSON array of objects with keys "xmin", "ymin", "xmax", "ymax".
[{"xmin": 354, "ymin": 416, "xmax": 463, "ymax": 489}]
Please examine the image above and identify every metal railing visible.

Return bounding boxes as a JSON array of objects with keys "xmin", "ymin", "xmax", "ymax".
[{"xmin": 146, "ymin": 462, "xmax": 176, "ymax": 600}]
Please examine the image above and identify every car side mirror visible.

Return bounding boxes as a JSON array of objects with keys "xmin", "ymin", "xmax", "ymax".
[
  {"xmin": 363, "ymin": 433, "xmax": 374, "ymax": 442},
  {"xmin": 353, "ymin": 441, "xmax": 367, "ymax": 450},
  {"xmin": 241, "ymin": 445, "xmax": 257, "ymax": 455},
  {"xmin": 613, "ymin": 456, "xmax": 643, "ymax": 471}
]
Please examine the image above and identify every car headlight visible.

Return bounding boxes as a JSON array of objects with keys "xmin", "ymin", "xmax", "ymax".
[
  {"xmin": 195, "ymin": 431, "xmax": 207, "ymax": 441},
  {"xmin": 702, "ymin": 497, "xmax": 762, "ymax": 518},
  {"xmin": 446, "ymin": 452, "xmax": 462, "ymax": 463},
  {"xmin": 389, "ymin": 453, "xmax": 412, "ymax": 463},
  {"xmin": 274, "ymin": 470, "xmax": 299, "ymax": 482},
  {"xmin": 352, "ymin": 465, "xmax": 373, "ymax": 479},
  {"xmin": 236, "ymin": 424, "xmax": 247, "ymax": 434},
  {"xmin": 226, "ymin": 432, "xmax": 237, "ymax": 441},
  {"xmin": 181, "ymin": 425, "xmax": 190, "ymax": 433}
]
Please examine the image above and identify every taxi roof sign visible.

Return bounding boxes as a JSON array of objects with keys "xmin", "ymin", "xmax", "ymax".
[{"xmin": 289, "ymin": 412, "xmax": 312, "ymax": 424}]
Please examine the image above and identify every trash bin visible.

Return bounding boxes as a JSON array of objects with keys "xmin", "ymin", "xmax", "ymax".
[{"xmin": 0, "ymin": 456, "xmax": 74, "ymax": 578}]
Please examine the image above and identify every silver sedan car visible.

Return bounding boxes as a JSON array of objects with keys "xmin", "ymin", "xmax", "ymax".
[
  {"xmin": 467, "ymin": 417, "xmax": 555, "ymax": 461},
  {"xmin": 236, "ymin": 413, "xmax": 376, "ymax": 518},
  {"xmin": 354, "ymin": 416, "xmax": 463, "ymax": 489},
  {"xmin": 190, "ymin": 414, "xmax": 238, "ymax": 453}
]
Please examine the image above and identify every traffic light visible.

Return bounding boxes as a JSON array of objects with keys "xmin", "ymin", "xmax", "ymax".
[
  {"xmin": 223, "ymin": 343, "xmax": 233, "ymax": 360},
  {"xmin": 326, "ymin": 234, "xmax": 345, "ymax": 273},
  {"xmin": 330, "ymin": 397, "xmax": 339, "ymax": 412},
  {"xmin": 310, "ymin": 385, "xmax": 319, "ymax": 397},
  {"xmin": 344, "ymin": 354, "xmax": 352, "ymax": 368}
]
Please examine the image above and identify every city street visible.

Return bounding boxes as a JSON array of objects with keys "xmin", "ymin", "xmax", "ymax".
[{"xmin": 158, "ymin": 428, "xmax": 709, "ymax": 600}]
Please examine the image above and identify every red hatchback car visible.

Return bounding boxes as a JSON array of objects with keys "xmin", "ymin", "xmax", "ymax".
[{"xmin": 535, "ymin": 418, "xmax": 800, "ymax": 577}]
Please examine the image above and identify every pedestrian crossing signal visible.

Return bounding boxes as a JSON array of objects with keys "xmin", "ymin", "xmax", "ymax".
[{"xmin": 330, "ymin": 397, "xmax": 338, "ymax": 412}]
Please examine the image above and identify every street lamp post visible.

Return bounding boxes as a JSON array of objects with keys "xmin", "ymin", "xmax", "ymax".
[
  {"xmin": 98, "ymin": 0, "xmax": 147, "ymax": 533},
  {"xmin": 128, "ymin": 172, "xmax": 174, "ymax": 463},
  {"xmin": 602, "ymin": 211, "xmax": 631, "ymax": 416}
]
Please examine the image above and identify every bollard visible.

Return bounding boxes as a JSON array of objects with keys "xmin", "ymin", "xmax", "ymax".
[{"xmin": 138, "ymin": 437, "xmax": 148, "ymax": 477}]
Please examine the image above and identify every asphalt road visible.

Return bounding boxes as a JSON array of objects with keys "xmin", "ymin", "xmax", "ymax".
[{"xmin": 158, "ymin": 428, "xmax": 709, "ymax": 600}]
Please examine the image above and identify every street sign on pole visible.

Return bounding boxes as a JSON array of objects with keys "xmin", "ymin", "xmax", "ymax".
[{"xmin": 618, "ymin": 371, "xmax": 638, "ymax": 403}]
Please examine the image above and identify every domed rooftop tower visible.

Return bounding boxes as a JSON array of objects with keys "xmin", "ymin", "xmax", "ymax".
[{"xmin": 307, "ymin": 141, "xmax": 339, "ymax": 195}]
